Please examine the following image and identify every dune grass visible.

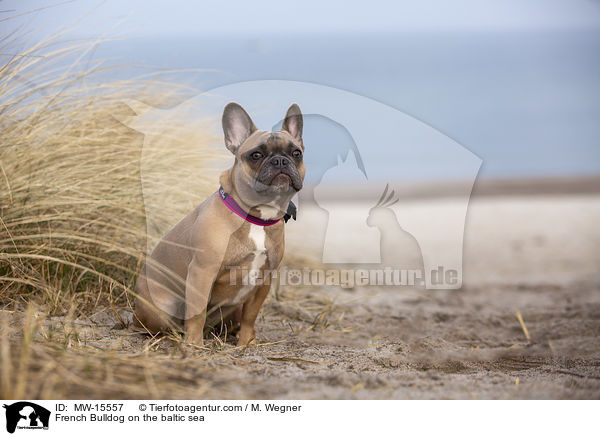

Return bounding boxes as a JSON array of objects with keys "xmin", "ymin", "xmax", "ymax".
[
  {"xmin": 0, "ymin": 29, "xmax": 220, "ymax": 398},
  {"xmin": 0, "ymin": 26, "xmax": 223, "ymax": 312}
]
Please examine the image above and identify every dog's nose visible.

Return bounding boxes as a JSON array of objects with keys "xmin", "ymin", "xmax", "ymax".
[{"xmin": 269, "ymin": 155, "xmax": 290, "ymax": 169}]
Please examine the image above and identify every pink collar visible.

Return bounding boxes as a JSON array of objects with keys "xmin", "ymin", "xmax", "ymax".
[{"xmin": 219, "ymin": 186, "xmax": 282, "ymax": 226}]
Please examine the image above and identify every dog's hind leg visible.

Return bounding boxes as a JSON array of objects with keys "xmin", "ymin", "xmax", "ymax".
[{"xmin": 133, "ymin": 270, "xmax": 182, "ymax": 334}]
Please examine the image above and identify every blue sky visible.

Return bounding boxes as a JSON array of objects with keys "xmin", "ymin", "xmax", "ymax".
[{"xmin": 3, "ymin": 0, "xmax": 600, "ymax": 37}]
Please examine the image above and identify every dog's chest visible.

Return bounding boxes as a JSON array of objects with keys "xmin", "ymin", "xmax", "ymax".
[
  {"xmin": 230, "ymin": 225, "xmax": 268, "ymax": 305},
  {"xmin": 247, "ymin": 225, "xmax": 267, "ymax": 267}
]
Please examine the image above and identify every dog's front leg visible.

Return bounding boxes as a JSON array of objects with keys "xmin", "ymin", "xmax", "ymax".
[
  {"xmin": 184, "ymin": 258, "xmax": 219, "ymax": 346},
  {"xmin": 238, "ymin": 278, "xmax": 272, "ymax": 346}
]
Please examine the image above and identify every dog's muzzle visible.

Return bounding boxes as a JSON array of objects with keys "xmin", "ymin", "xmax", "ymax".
[{"xmin": 256, "ymin": 155, "xmax": 303, "ymax": 191}]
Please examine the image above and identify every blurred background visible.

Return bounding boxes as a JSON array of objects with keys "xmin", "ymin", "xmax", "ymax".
[{"xmin": 3, "ymin": 0, "xmax": 600, "ymax": 183}]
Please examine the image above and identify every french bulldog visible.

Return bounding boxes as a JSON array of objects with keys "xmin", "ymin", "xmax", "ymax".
[{"xmin": 133, "ymin": 102, "xmax": 305, "ymax": 346}]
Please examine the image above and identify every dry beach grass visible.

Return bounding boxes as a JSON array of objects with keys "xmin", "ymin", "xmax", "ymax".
[{"xmin": 1, "ymin": 29, "xmax": 599, "ymax": 400}]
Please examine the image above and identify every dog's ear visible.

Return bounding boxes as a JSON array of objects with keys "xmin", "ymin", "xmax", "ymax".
[
  {"xmin": 282, "ymin": 103, "xmax": 303, "ymax": 142},
  {"xmin": 222, "ymin": 102, "xmax": 257, "ymax": 154}
]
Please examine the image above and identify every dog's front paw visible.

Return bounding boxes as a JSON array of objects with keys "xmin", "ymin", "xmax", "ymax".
[
  {"xmin": 237, "ymin": 329, "xmax": 256, "ymax": 347},
  {"xmin": 184, "ymin": 336, "xmax": 204, "ymax": 348}
]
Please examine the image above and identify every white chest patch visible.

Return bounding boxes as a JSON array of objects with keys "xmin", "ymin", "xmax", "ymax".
[
  {"xmin": 231, "ymin": 224, "xmax": 267, "ymax": 305},
  {"xmin": 257, "ymin": 205, "xmax": 281, "ymax": 220}
]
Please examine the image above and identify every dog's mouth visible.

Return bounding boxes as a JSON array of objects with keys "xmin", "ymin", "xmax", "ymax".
[
  {"xmin": 269, "ymin": 170, "xmax": 303, "ymax": 191},
  {"xmin": 257, "ymin": 167, "xmax": 302, "ymax": 192},
  {"xmin": 271, "ymin": 172, "xmax": 291, "ymax": 186}
]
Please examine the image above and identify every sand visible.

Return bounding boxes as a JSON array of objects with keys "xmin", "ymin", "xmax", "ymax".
[
  {"xmin": 246, "ymin": 194, "xmax": 600, "ymax": 399},
  {"xmin": 5, "ymin": 192, "xmax": 598, "ymax": 399},
  {"xmin": 22, "ymin": 193, "xmax": 599, "ymax": 399}
]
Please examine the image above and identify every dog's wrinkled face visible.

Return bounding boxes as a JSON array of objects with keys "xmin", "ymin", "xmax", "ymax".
[
  {"xmin": 222, "ymin": 103, "xmax": 305, "ymax": 205},
  {"xmin": 238, "ymin": 130, "xmax": 304, "ymax": 193}
]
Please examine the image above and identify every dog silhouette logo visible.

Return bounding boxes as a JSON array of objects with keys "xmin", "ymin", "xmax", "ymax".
[{"xmin": 2, "ymin": 402, "xmax": 50, "ymax": 433}]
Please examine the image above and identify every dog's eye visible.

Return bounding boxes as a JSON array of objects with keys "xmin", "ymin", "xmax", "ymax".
[
  {"xmin": 292, "ymin": 150, "xmax": 302, "ymax": 158},
  {"xmin": 250, "ymin": 152, "xmax": 263, "ymax": 160}
]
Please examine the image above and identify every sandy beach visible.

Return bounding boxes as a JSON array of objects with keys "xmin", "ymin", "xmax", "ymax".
[
  {"xmin": 243, "ymin": 192, "xmax": 600, "ymax": 399},
  {"xmin": 4, "ymin": 185, "xmax": 598, "ymax": 399}
]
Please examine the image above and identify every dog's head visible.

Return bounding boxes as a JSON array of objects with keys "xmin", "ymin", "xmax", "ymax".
[{"xmin": 221, "ymin": 102, "xmax": 305, "ymax": 207}]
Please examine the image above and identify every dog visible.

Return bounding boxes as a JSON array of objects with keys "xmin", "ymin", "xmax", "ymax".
[{"xmin": 133, "ymin": 102, "xmax": 305, "ymax": 346}]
